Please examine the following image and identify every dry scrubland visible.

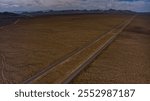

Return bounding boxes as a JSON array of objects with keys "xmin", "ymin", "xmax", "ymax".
[
  {"xmin": 0, "ymin": 14, "xmax": 131, "ymax": 83},
  {"xmin": 72, "ymin": 15, "xmax": 150, "ymax": 84}
]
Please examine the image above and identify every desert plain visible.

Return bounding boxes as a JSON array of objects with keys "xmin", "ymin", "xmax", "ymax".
[{"xmin": 0, "ymin": 13, "xmax": 149, "ymax": 83}]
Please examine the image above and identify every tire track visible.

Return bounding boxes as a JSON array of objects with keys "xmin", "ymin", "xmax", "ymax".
[
  {"xmin": 23, "ymin": 15, "xmax": 136, "ymax": 84},
  {"xmin": 1, "ymin": 54, "xmax": 8, "ymax": 83}
]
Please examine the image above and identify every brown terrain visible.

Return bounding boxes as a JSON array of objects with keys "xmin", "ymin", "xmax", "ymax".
[
  {"xmin": 72, "ymin": 14, "xmax": 150, "ymax": 84},
  {"xmin": 0, "ymin": 14, "xmax": 131, "ymax": 83},
  {"xmin": 0, "ymin": 13, "xmax": 149, "ymax": 84}
]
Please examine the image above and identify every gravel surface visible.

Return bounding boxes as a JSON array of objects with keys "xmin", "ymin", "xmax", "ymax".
[
  {"xmin": 0, "ymin": 14, "xmax": 128, "ymax": 83},
  {"xmin": 72, "ymin": 15, "xmax": 150, "ymax": 84}
]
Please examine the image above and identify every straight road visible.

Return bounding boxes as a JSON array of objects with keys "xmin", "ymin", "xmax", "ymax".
[
  {"xmin": 23, "ymin": 15, "xmax": 136, "ymax": 84},
  {"xmin": 72, "ymin": 15, "xmax": 150, "ymax": 83}
]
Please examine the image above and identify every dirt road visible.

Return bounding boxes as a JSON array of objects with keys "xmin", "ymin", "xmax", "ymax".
[
  {"xmin": 72, "ymin": 15, "xmax": 150, "ymax": 84},
  {"xmin": 24, "ymin": 16, "xmax": 135, "ymax": 84},
  {"xmin": 0, "ymin": 14, "xmax": 130, "ymax": 83}
]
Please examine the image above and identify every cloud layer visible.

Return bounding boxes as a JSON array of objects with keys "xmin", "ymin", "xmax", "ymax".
[{"xmin": 0, "ymin": 0, "xmax": 150, "ymax": 12}]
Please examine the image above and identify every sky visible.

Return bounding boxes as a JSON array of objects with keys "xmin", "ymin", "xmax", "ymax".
[{"xmin": 0, "ymin": 0, "xmax": 150, "ymax": 12}]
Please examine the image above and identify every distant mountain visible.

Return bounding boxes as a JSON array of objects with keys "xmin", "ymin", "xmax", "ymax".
[
  {"xmin": 104, "ymin": 9, "xmax": 135, "ymax": 14},
  {"xmin": 21, "ymin": 10, "xmax": 106, "ymax": 16},
  {"xmin": 1, "ymin": 9, "xmax": 142, "ymax": 19},
  {"xmin": 0, "ymin": 12, "xmax": 22, "ymax": 18},
  {"xmin": 0, "ymin": 12, "xmax": 24, "ymax": 27},
  {"xmin": 22, "ymin": 9, "xmax": 136, "ymax": 17}
]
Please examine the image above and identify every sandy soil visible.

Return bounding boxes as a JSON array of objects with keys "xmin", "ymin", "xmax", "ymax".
[
  {"xmin": 0, "ymin": 14, "xmax": 130, "ymax": 83},
  {"xmin": 72, "ymin": 15, "xmax": 150, "ymax": 84}
]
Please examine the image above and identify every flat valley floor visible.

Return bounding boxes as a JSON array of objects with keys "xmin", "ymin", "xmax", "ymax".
[
  {"xmin": 72, "ymin": 15, "xmax": 150, "ymax": 84},
  {"xmin": 0, "ymin": 14, "xmax": 149, "ymax": 83}
]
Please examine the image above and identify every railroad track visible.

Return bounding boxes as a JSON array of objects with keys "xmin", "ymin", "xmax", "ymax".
[{"xmin": 22, "ymin": 15, "xmax": 136, "ymax": 84}]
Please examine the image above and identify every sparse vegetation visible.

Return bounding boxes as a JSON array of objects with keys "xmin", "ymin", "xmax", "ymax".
[
  {"xmin": 0, "ymin": 14, "xmax": 131, "ymax": 83},
  {"xmin": 72, "ymin": 15, "xmax": 150, "ymax": 84}
]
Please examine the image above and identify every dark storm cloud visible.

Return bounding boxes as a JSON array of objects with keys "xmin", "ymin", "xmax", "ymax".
[{"xmin": 0, "ymin": 0, "xmax": 149, "ymax": 12}]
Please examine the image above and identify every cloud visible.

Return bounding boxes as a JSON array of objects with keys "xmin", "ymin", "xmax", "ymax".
[
  {"xmin": 114, "ymin": 0, "xmax": 150, "ymax": 12},
  {"xmin": 0, "ymin": 0, "xmax": 149, "ymax": 12},
  {"xmin": 0, "ymin": 2, "xmax": 19, "ymax": 8}
]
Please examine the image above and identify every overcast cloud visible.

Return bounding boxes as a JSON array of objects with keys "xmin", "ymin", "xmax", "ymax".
[{"xmin": 0, "ymin": 0, "xmax": 150, "ymax": 12}]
